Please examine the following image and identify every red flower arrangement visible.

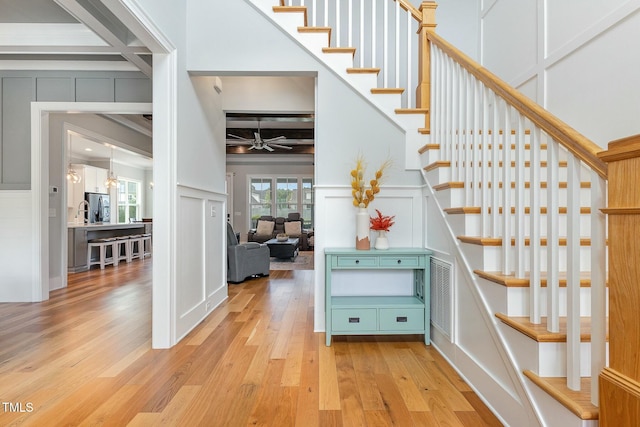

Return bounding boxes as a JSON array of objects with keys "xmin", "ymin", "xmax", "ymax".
[{"xmin": 370, "ymin": 209, "xmax": 395, "ymax": 232}]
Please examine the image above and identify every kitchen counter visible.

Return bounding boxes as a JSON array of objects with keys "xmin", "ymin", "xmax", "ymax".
[
  {"xmin": 68, "ymin": 222, "xmax": 152, "ymax": 272},
  {"xmin": 67, "ymin": 222, "xmax": 151, "ymax": 229}
]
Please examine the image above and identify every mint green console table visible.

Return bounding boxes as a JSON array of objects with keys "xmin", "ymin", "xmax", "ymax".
[{"xmin": 325, "ymin": 248, "xmax": 432, "ymax": 346}]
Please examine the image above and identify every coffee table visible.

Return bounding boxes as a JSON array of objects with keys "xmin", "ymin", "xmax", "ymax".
[{"xmin": 265, "ymin": 237, "xmax": 300, "ymax": 260}]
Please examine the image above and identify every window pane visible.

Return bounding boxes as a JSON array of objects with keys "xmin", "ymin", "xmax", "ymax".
[
  {"xmin": 129, "ymin": 206, "xmax": 137, "ymax": 221},
  {"xmin": 118, "ymin": 206, "xmax": 126, "ymax": 223}
]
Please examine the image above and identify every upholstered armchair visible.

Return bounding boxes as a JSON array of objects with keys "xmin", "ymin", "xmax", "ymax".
[{"xmin": 227, "ymin": 222, "xmax": 270, "ymax": 283}]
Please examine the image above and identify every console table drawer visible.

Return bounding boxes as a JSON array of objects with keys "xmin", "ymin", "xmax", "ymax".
[
  {"xmin": 379, "ymin": 256, "xmax": 421, "ymax": 268},
  {"xmin": 379, "ymin": 308, "xmax": 424, "ymax": 331},
  {"xmin": 332, "ymin": 308, "xmax": 377, "ymax": 331},
  {"xmin": 335, "ymin": 256, "xmax": 378, "ymax": 268}
]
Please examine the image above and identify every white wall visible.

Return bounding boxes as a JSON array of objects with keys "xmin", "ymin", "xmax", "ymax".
[
  {"xmin": 187, "ymin": 0, "xmax": 425, "ymax": 331},
  {"xmin": 477, "ymin": 0, "xmax": 640, "ymax": 146},
  {"xmin": 0, "ymin": 191, "xmax": 33, "ymax": 301}
]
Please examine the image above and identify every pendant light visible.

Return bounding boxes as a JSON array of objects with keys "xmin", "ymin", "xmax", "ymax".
[
  {"xmin": 105, "ymin": 146, "xmax": 118, "ymax": 189},
  {"xmin": 66, "ymin": 139, "xmax": 81, "ymax": 184}
]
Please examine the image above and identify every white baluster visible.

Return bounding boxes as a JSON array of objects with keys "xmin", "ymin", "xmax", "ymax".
[
  {"xmin": 395, "ymin": 0, "xmax": 400, "ymax": 89},
  {"xmin": 324, "ymin": 0, "xmax": 328, "ymax": 28},
  {"xmin": 359, "ymin": 0, "xmax": 364, "ymax": 68},
  {"xmin": 566, "ymin": 154, "xmax": 581, "ymax": 391},
  {"xmin": 529, "ymin": 127, "xmax": 542, "ymax": 324},
  {"xmin": 406, "ymin": 11, "xmax": 412, "ymax": 108},
  {"xmin": 491, "ymin": 96, "xmax": 500, "ymax": 237},
  {"xmin": 312, "ymin": 0, "xmax": 317, "ymax": 27},
  {"xmin": 472, "ymin": 78, "xmax": 481, "ymax": 208},
  {"xmin": 547, "ymin": 137, "xmax": 560, "ymax": 333},
  {"xmin": 514, "ymin": 114, "xmax": 525, "ymax": 278},
  {"xmin": 464, "ymin": 71, "xmax": 472, "ymax": 206},
  {"xmin": 383, "ymin": 0, "xmax": 388, "ymax": 87},
  {"xmin": 348, "ymin": 0, "xmax": 352, "ymax": 47},
  {"xmin": 481, "ymin": 86, "xmax": 490, "ymax": 237},
  {"xmin": 336, "ymin": 0, "xmax": 341, "ymax": 47},
  {"xmin": 371, "ymin": 0, "xmax": 376, "ymax": 68},
  {"xmin": 501, "ymin": 105, "xmax": 512, "ymax": 275}
]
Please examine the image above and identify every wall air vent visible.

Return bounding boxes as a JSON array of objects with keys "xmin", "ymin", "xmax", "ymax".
[{"xmin": 430, "ymin": 257, "xmax": 453, "ymax": 341}]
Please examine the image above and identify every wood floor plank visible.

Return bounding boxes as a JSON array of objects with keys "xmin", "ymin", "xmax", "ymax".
[{"xmin": 0, "ymin": 260, "xmax": 501, "ymax": 426}]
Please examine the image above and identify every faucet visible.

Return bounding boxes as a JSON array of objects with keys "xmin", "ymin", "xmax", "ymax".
[{"xmin": 77, "ymin": 200, "xmax": 90, "ymax": 224}]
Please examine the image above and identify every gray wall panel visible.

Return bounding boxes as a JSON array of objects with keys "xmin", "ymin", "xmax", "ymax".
[
  {"xmin": 2, "ymin": 77, "xmax": 33, "ymax": 186},
  {"xmin": 75, "ymin": 78, "xmax": 114, "ymax": 102},
  {"xmin": 37, "ymin": 77, "xmax": 74, "ymax": 102},
  {"xmin": 115, "ymin": 78, "xmax": 152, "ymax": 102}
]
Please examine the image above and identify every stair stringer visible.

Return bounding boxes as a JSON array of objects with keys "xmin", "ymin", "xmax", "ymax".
[
  {"xmin": 422, "ymin": 169, "xmax": 542, "ymax": 426},
  {"xmin": 246, "ymin": 0, "xmax": 426, "ymax": 170}
]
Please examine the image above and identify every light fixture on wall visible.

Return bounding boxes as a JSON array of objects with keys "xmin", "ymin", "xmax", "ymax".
[
  {"xmin": 105, "ymin": 146, "xmax": 118, "ymax": 189},
  {"xmin": 66, "ymin": 139, "xmax": 81, "ymax": 184}
]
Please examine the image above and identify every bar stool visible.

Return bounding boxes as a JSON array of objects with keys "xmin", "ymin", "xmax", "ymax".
[
  {"xmin": 114, "ymin": 236, "xmax": 130, "ymax": 265},
  {"xmin": 128, "ymin": 234, "xmax": 144, "ymax": 261},
  {"xmin": 87, "ymin": 237, "xmax": 117, "ymax": 270},
  {"xmin": 141, "ymin": 233, "xmax": 152, "ymax": 259}
]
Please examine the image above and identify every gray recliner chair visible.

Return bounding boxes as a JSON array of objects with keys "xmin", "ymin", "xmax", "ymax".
[{"xmin": 227, "ymin": 222, "xmax": 270, "ymax": 283}]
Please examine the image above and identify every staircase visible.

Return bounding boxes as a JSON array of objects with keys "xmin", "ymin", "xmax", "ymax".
[{"xmin": 249, "ymin": 1, "xmax": 609, "ymax": 425}]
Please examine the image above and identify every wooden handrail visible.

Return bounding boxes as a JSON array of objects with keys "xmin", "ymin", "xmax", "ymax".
[
  {"xmin": 426, "ymin": 31, "xmax": 607, "ymax": 179},
  {"xmin": 394, "ymin": 0, "xmax": 422, "ymax": 21}
]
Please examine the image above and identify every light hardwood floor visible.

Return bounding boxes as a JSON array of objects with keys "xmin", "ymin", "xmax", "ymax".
[{"xmin": 0, "ymin": 261, "xmax": 503, "ymax": 426}]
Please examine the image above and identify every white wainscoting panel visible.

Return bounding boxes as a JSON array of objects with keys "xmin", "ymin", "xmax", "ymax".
[
  {"xmin": 0, "ymin": 191, "xmax": 34, "ymax": 301},
  {"xmin": 175, "ymin": 185, "xmax": 227, "ymax": 341}
]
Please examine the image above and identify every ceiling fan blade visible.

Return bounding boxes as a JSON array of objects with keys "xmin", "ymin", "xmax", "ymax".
[
  {"xmin": 227, "ymin": 133, "xmax": 251, "ymax": 141},
  {"xmin": 254, "ymin": 132, "xmax": 262, "ymax": 142},
  {"xmin": 226, "ymin": 141, "xmax": 253, "ymax": 146},
  {"xmin": 248, "ymin": 145, "xmax": 256, "ymax": 150},
  {"xmin": 263, "ymin": 136, "xmax": 286, "ymax": 143},
  {"xmin": 268, "ymin": 143, "xmax": 293, "ymax": 150},
  {"xmin": 263, "ymin": 144, "xmax": 274, "ymax": 152}
]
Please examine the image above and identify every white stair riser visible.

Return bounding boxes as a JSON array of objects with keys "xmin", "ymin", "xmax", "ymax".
[
  {"xmin": 271, "ymin": 10, "xmax": 306, "ymax": 35},
  {"xmin": 427, "ymin": 166, "xmax": 580, "ymax": 186},
  {"xmin": 461, "ymin": 242, "xmax": 594, "ymax": 272},
  {"xmin": 297, "ymin": 32, "xmax": 333, "ymax": 56},
  {"xmin": 370, "ymin": 92, "xmax": 403, "ymax": 116},
  {"xmin": 501, "ymin": 323, "xmax": 607, "ymax": 377},
  {"xmin": 437, "ymin": 187, "xmax": 592, "ymax": 209},
  {"xmin": 447, "ymin": 212, "xmax": 591, "ymax": 237},
  {"xmin": 505, "ymin": 286, "xmax": 607, "ymax": 317}
]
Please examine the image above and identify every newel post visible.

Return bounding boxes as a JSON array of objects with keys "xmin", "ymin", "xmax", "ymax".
[
  {"xmin": 597, "ymin": 134, "xmax": 640, "ymax": 425},
  {"xmin": 416, "ymin": 1, "xmax": 437, "ymax": 123}
]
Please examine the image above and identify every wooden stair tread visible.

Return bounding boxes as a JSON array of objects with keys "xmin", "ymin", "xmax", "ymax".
[
  {"xmin": 371, "ymin": 88, "xmax": 405, "ymax": 94},
  {"xmin": 458, "ymin": 236, "xmax": 595, "ymax": 246},
  {"xmin": 323, "ymin": 47, "xmax": 356, "ymax": 56},
  {"xmin": 475, "ymin": 270, "xmax": 602, "ymax": 288},
  {"xmin": 523, "ymin": 371, "xmax": 599, "ymax": 420},
  {"xmin": 298, "ymin": 26, "xmax": 331, "ymax": 45},
  {"xmin": 346, "ymin": 67, "xmax": 380, "ymax": 74},
  {"xmin": 444, "ymin": 206, "xmax": 592, "ymax": 215},
  {"xmin": 495, "ymin": 313, "xmax": 608, "ymax": 342},
  {"xmin": 418, "ymin": 143, "xmax": 439, "ymax": 154},
  {"xmin": 418, "ymin": 128, "xmax": 430, "ymax": 135},
  {"xmin": 273, "ymin": 6, "xmax": 308, "ymax": 26},
  {"xmin": 395, "ymin": 108, "xmax": 429, "ymax": 115}
]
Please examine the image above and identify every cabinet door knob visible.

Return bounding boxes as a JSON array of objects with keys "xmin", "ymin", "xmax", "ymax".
[
  {"xmin": 355, "ymin": 259, "xmax": 360, "ymax": 264},
  {"xmin": 397, "ymin": 259, "xmax": 402, "ymax": 264}
]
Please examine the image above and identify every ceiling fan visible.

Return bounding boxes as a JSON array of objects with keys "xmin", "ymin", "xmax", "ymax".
[{"xmin": 227, "ymin": 121, "xmax": 292, "ymax": 152}]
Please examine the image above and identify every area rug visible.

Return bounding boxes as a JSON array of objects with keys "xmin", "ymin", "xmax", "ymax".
[{"xmin": 270, "ymin": 251, "xmax": 314, "ymax": 271}]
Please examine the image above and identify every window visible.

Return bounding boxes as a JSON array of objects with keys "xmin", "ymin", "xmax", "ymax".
[
  {"xmin": 276, "ymin": 178, "xmax": 298, "ymax": 218},
  {"xmin": 248, "ymin": 176, "xmax": 313, "ymax": 228},
  {"xmin": 249, "ymin": 178, "xmax": 272, "ymax": 226},
  {"xmin": 117, "ymin": 178, "xmax": 141, "ymax": 223}
]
